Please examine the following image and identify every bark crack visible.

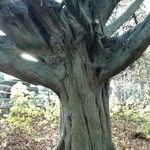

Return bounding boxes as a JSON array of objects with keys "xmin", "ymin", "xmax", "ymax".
[
  {"xmin": 28, "ymin": 4, "xmax": 51, "ymax": 45},
  {"xmin": 84, "ymin": 116, "xmax": 94, "ymax": 150},
  {"xmin": 78, "ymin": 92, "xmax": 94, "ymax": 150}
]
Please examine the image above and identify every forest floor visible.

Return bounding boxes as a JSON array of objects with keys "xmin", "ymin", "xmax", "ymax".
[
  {"xmin": 0, "ymin": 120, "xmax": 150, "ymax": 150},
  {"xmin": 112, "ymin": 122, "xmax": 150, "ymax": 150}
]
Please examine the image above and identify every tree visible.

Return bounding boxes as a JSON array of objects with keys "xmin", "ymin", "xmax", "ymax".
[{"xmin": 0, "ymin": 0, "xmax": 149, "ymax": 149}]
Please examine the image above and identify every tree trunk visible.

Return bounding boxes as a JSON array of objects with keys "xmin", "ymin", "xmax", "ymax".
[{"xmin": 57, "ymin": 54, "xmax": 113, "ymax": 150}]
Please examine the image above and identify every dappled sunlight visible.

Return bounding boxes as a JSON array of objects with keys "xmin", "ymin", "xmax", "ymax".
[
  {"xmin": 55, "ymin": 0, "xmax": 62, "ymax": 3},
  {"xmin": 21, "ymin": 53, "xmax": 38, "ymax": 62},
  {"xmin": 0, "ymin": 30, "xmax": 6, "ymax": 36}
]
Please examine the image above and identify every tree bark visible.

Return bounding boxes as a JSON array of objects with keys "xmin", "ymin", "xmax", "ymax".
[
  {"xmin": 55, "ymin": 54, "xmax": 113, "ymax": 150},
  {"xmin": 0, "ymin": 1, "xmax": 149, "ymax": 150}
]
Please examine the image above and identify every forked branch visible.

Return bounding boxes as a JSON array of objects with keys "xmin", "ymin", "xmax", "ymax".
[{"xmin": 100, "ymin": 14, "xmax": 150, "ymax": 81}]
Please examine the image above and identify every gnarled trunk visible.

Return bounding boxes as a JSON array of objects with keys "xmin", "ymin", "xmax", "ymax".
[
  {"xmin": 57, "ymin": 54, "xmax": 113, "ymax": 150},
  {"xmin": 0, "ymin": 1, "xmax": 149, "ymax": 150}
]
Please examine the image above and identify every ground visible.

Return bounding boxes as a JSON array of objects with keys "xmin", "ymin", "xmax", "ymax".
[
  {"xmin": 0, "ymin": 118, "xmax": 150, "ymax": 150},
  {"xmin": 112, "ymin": 122, "xmax": 150, "ymax": 150}
]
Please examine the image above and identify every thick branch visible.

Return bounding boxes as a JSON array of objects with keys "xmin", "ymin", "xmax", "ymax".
[
  {"xmin": 64, "ymin": 0, "xmax": 92, "ymax": 34},
  {"xmin": 0, "ymin": 0, "xmax": 68, "ymax": 74},
  {"xmin": 104, "ymin": 0, "xmax": 144, "ymax": 36},
  {"xmin": 91, "ymin": 0, "xmax": 121, "ymax": 26},
  {"xmin": 0, "ymin": 36, "xmax": 63, "ymax": 94},
  {"xmin": 0, "ymin": 0, "xmax": 66, "ymax": 50},
  {"xmin": 0, "ymin": 0, "xmax": 45, "ymax": 49},
  {"xmin": 100, "ymin": 14, "xmax": 150, "ymax": 81}
]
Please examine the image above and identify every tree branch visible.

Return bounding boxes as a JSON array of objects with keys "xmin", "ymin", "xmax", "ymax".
[
  {"xmin": 100, "ymin": 14, "xmax": 150, "ymax": 81},
  {"xmin": 91, "ymin": 0, "xmax": 121, "ymax": 26},
  {"xmin": 0, "ymin": 0, "xmax": 67, "ymax": 50},
  {"xmin": 0, "ymin": 36, "xmax": 63, "ymax": 94},
  {"xmin": 0, "ymin": 0, "xmax": 45, "ymax": 49},
  {"xmin": 104, "ymin": 0, "xmax": 144, "ymax": 36},
  {"xmin": 0, "ymin": 0, "xmax": 68, "ymax": 75},
  {"xmin": 64, "ymin": 0, "xmax": 93, "ymax": 35}
]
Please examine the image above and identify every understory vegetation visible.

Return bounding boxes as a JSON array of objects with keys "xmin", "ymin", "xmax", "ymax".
[
  {"xmin": 0, "ymin": 83, "xmax": 60, "ymax": 150},
  {"xmin": 0, "ymin": 82, "xmax": 150, "ymax": 150},
  {"xmin": 110, "ymin": 99, "xmax": 150, "ymax": 150}
]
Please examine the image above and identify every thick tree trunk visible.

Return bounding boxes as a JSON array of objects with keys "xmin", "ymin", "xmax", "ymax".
[
  {"xmin": 0, "ymin": 1, "xmax": 149, "ymax": 150},
  {"xmin": 57, "ymin": 55, "xmax": 113, "ymax": 150},
  {"xmin": 60, "ymin": 80, "xmax": 113, "ymax": 150}
]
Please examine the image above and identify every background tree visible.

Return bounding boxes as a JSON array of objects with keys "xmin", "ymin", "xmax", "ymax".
[{"xmin": 0, "ymin": 0, "xmax": 149, "ymax": 150}]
